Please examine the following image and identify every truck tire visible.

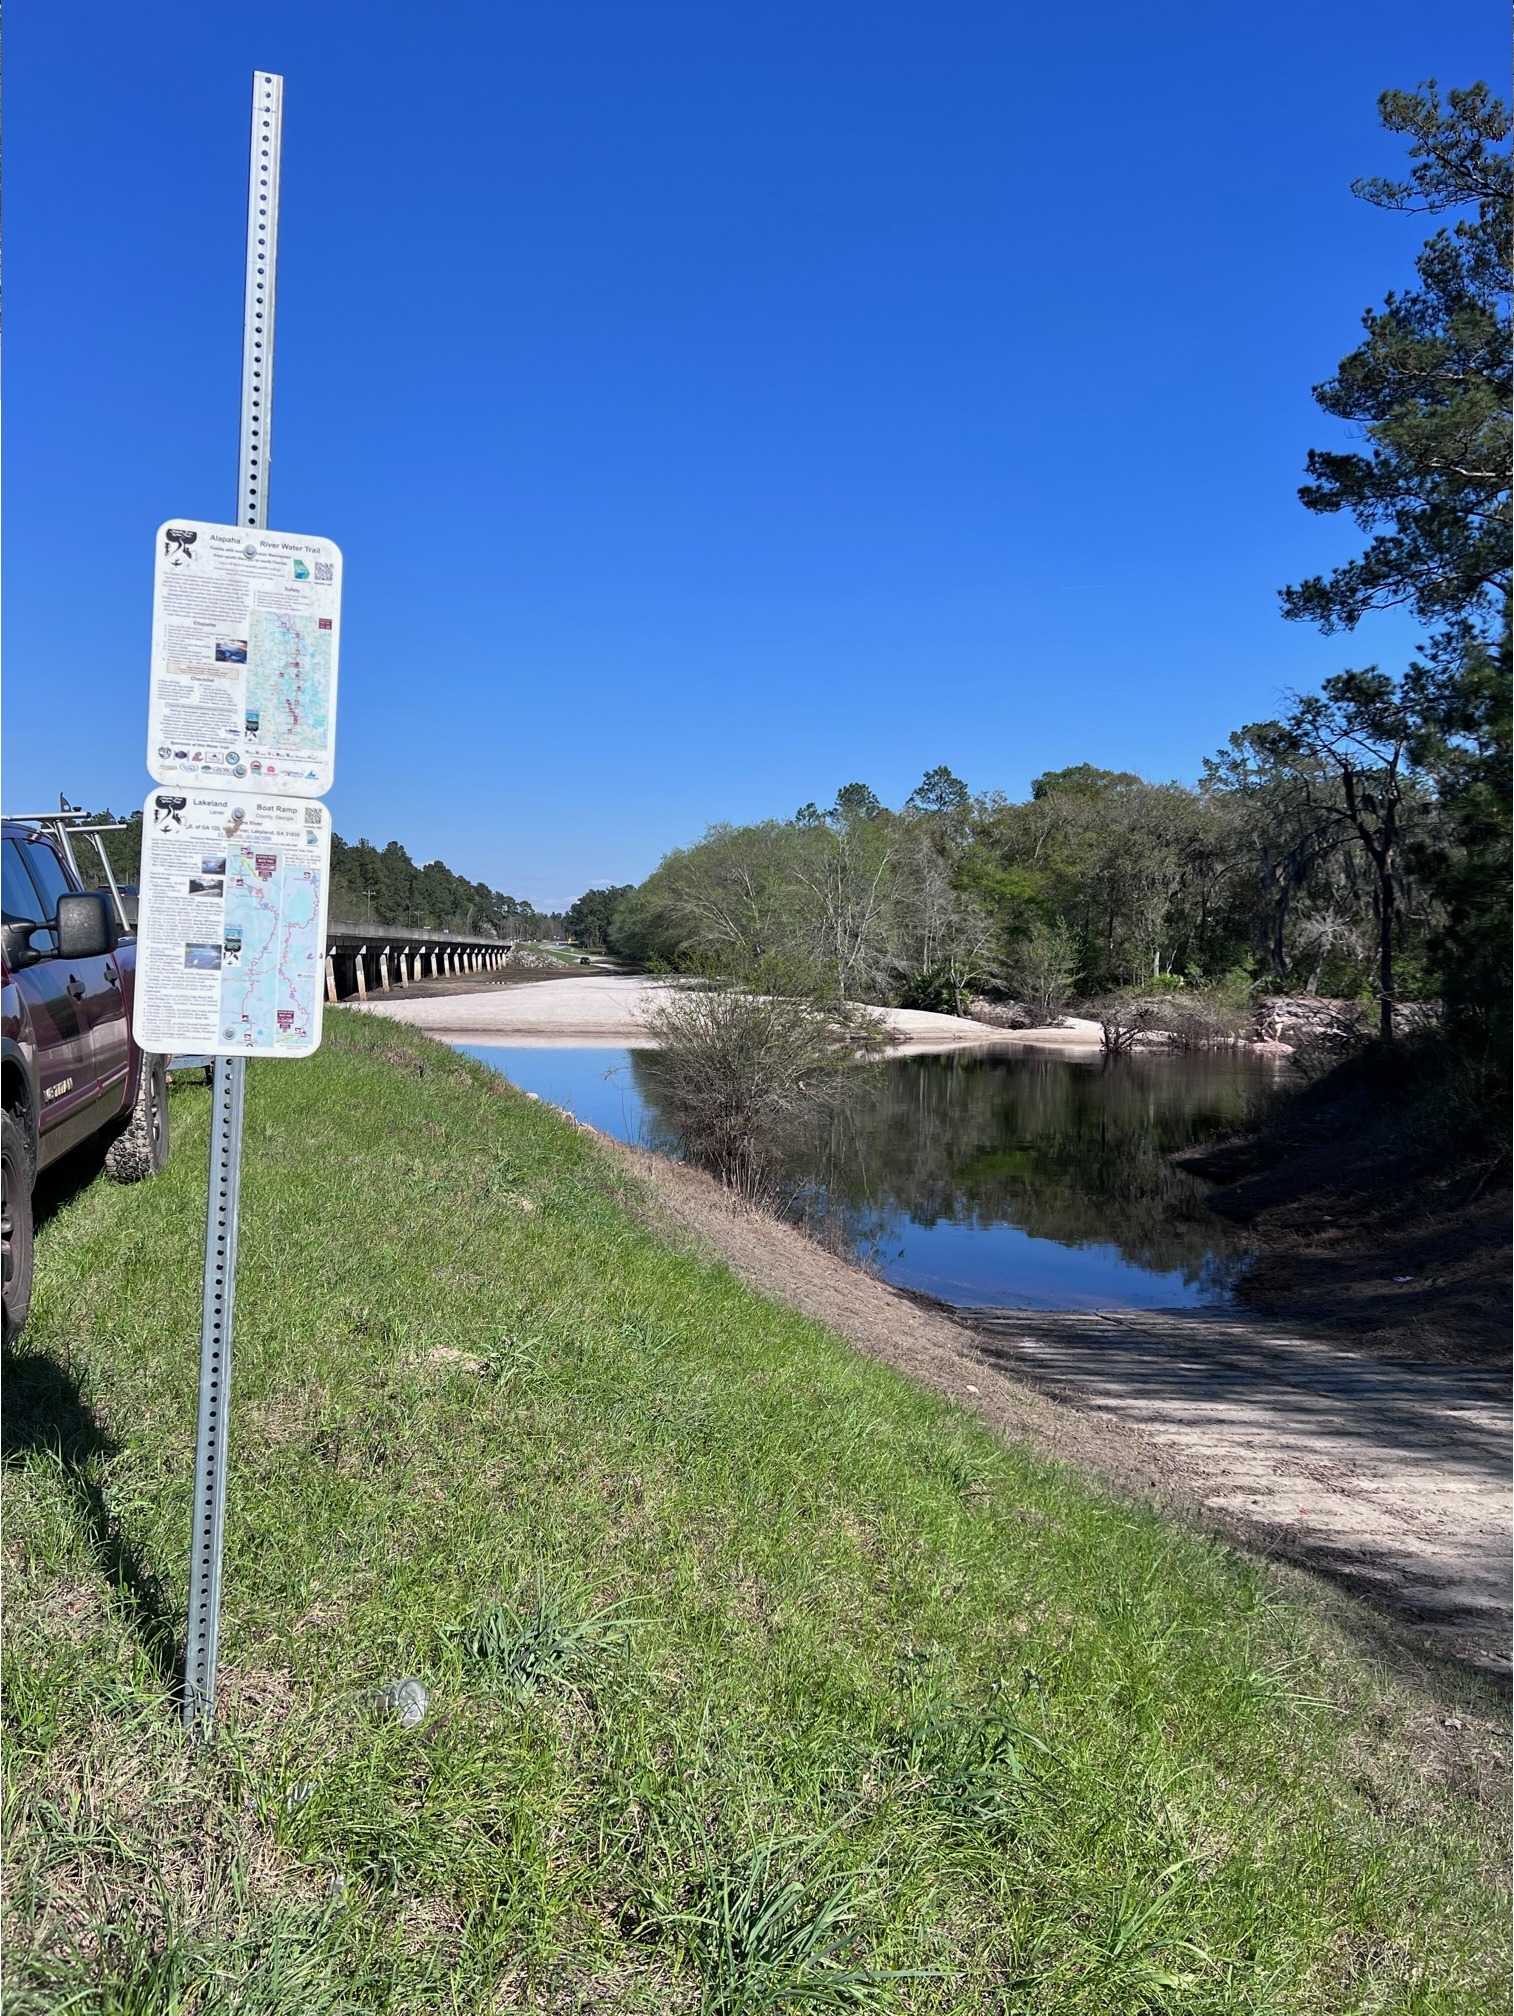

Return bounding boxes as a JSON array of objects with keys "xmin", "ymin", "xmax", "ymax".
[
  {"xmin": 105, "ymin": 1054, "xmax": 170, "ymax": 1183},
  {"xmin": 3, "ymin": 1110, "xmax": 35, "ymax": 1344}
]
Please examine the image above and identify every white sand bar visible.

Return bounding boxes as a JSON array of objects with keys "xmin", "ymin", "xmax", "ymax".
[{"xmin": 356, "ymin": 974, "xmax": 1102, "ymax": 1055}]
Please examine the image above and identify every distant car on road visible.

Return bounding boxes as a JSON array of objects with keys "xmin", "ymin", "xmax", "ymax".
[
  {"xmin": 578, "ymin": 955, "xmax": 593, "ymax": 965},
  {"xmin": 2, "ymin": 819, "xmax": 171, "ymax": 1341}
]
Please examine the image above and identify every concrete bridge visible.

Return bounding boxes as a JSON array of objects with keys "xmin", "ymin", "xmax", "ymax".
[{"xmin": 325, "ymin": 923, "xmax": 522, "ymax": 1004}]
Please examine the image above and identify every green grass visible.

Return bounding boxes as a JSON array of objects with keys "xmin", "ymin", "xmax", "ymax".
[{"xmin": 2, "ymin": 1010, "xmax": 1507, "ymax": 2013}]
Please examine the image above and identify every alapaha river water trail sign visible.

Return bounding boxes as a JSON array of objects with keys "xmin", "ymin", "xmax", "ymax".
[{"xmin": 146, "ymin": 519, "xmax": 342, "ymax": 796}]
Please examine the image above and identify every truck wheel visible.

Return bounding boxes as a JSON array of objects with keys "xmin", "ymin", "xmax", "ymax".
[
  {"xmin": 2, "ymin": 1110, "xmax": 35, "ymax": 1344},
  {"xmin": 105, "ymin": 1054, "xmax": 170, "ymax": 1183}
]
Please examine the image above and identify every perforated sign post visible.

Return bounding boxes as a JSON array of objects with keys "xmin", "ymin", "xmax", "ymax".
[{"xmin": 131, "ymin": 72, "xmax": 342, "ymax": 1735}]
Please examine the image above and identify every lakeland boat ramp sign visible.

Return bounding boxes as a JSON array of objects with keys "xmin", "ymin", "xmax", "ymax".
[
  {"xmin": 147, "ymin": 520, "xmax": 342, "ymax": 797},
  {"xmin": 132, "ymin": 790, "xmax": 331, "ymax": 1059}
]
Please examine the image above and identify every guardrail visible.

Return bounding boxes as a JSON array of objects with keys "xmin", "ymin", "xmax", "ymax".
[{"xmin": 325, "ymin": 923, "xmax": 519, "ymax": 1003}]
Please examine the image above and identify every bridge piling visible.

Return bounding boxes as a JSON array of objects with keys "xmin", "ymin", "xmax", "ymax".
[{"xmin": 321, "ymin": 927, "xmax": 519, "ymax": 1004}]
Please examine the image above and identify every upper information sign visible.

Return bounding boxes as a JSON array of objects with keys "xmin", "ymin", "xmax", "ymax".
[{"xmin": 148, "ymin": 520, "xmax": 341, "ymax": 798}]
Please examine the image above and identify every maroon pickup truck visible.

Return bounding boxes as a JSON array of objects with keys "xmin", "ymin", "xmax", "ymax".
[{"xmin": 2, "ymin": 818, "xmax": 170, "ymax": 1341}]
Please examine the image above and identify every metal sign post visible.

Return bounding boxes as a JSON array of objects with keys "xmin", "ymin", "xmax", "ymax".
[{"xmin": 182, "ymin": 71, "xmax": 284, "ymax": 1735}]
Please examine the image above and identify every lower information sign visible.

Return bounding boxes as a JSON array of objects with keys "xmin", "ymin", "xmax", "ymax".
[{"xmin": 132, "ymin": 789, "xmax": 331, "ymax": 1058}]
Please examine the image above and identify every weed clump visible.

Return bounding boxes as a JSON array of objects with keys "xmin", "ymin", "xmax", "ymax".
[
  {"xmin": 642, "ymin": 1840, "xmax": 898, "ymax": 2014},
  {"xmin": 445, "ymin": 1578, "xmax": 638, "ymax": 1702}
]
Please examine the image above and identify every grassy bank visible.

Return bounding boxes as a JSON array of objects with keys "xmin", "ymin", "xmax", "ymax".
[{"xmin": 3, "ymin": 1012, "xmax": 1507, "ymax": 2012}]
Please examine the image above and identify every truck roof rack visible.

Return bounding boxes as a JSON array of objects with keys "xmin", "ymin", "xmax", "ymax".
[{"xmin": 2, "ymin": 804, "xmax": 135, "ymax": 934}]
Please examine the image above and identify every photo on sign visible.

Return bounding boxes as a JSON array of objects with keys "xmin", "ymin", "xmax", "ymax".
[
  {"xmin": 187, "ymin": 876, "xmax": 224, "ymax": 897},
  {"xmin": 201, "ymin": 855, "xmax": 227, "ymax": 875},
  {"xmin": 215, "ymin": 638, "xmax": 248, "ymax": 663},
  {"xmin": 184, "ymin": 944, "xmax": 222, "ymax": 971}
]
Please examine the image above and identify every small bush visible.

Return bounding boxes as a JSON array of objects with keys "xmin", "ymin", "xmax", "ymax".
[
  {"xmin": 1158, "ymin": 988, "xmax": 1253, "ymax": 1050},
  {"xmin": 639, "ymin": 983, "xmax": 886, "ymax": 1200},
  {"xmin": 1003, "ymin": 921, "xmax": 1079, "ymax": 1025},
  {"xmin": 1098, "ymin": 982, "xmax": 1255, "ymax": 1053},
  {"xmin": 896, "ymin": 967, "xmax": 956, "ymax": 1014}
]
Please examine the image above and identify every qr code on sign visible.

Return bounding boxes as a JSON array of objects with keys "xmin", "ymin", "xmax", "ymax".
[{"xmin": 314, "ymin": 561, "xmax": 334, "ymax": 583}]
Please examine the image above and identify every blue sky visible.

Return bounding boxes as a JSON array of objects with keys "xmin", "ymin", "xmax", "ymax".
[{"xmin": 7, "ymin": 2, "xmax": 1502, "ymax": 907}]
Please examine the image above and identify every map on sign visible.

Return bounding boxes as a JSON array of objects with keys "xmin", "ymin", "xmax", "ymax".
[
  {"xmin": 247, "ymin": 608, "xmax": 334, "ymax": 757},
  {"xmin": 219, "ymin": 838, "xmax": 325, "ymax": 1049},
  {"xmin": 147, "ymin": 520, "xmax": 341, "ymax": 798},
  {"xmin": 132, "ymin": 789, "xmax": 331, "ymax": 1059}
]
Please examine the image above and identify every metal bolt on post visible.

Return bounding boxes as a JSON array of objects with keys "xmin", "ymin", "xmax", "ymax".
[{"xmin": 183, "ymin": 70, "xmax": 283, "ymax": 1736}]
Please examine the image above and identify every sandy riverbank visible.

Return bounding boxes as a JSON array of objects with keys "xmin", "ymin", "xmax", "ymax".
[{"xmin": 357, "ymin": 972, "xmax": 1105, "ymax": 1054}]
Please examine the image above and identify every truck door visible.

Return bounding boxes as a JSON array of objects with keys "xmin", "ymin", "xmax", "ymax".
[
  {"xmin": 17, "ymin": 835, "xmax": 131, "ymax": 1109},
  {"xmin": 4, "ymin": 837, "xmax": 124, "ymax": 1157},
  {"xmin": 2, "ymin": 837, "xmax": 101, "ymax": 1161},
  {"xmin": 88, "ymin": 941, "xmax": 132, "ymax": 1103}
]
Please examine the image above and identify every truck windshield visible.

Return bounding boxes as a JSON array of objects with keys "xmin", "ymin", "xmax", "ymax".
[
  {"xmin": 19, "ymin": 839, "xmax": 73, "ymax": 921},
  {"xmin": 2, "ymin": 838, "xmax": 49, "ymax": 927}
]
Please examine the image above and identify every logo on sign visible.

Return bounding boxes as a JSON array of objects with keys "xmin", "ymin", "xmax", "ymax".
[{"xmin": 164, "ymin": 527, "xmax": 198, "ymax": 565}]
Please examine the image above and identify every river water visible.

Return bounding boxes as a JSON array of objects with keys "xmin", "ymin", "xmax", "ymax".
[{"xmin": 456, "ymin": 1043, "xmax": 1274, "ymax": 1311}]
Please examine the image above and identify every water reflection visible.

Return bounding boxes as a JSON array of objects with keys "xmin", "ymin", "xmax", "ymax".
[
  {"xmin": 456, "ymin": 1042, "xmax": 1273, "ymax": 1312},
  {"xmin": 631, "ymin": 1045, "xmax": 1270, "ymax": 1309}
]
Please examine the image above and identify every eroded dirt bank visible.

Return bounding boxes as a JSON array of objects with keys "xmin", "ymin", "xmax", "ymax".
[
  {"xmin": 602, "ymin": 1136, "xmax": 1511, "ymax": 1675},
  {"xmin": 1178, "ymin": 1046, "xmax": 1511, "ymax": 1365}
]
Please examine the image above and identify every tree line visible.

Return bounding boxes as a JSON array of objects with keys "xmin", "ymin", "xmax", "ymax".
[
  {"xmin": 75, "ymin": 815, "xmax": 562, "ymax": 941},
  {"xmin": 326, "ymin": 834, "xmax": 561, "ymax": 938},
  {"xmin": 598, "ymin": 84, "xmax": 1510, "ymax": 1059},
  {"xmin": 564, "ymin": 884, "xmax": 634, "ymax": 947}
]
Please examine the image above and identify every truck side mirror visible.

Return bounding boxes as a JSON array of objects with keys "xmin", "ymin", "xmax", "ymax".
[
  {"xmin": 1, "ymin": 922, "xmax": 40, "ymax": 970},
  {"xmin": 54, "ymin": 892, "xmax": 117, "ymax": 960}
]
